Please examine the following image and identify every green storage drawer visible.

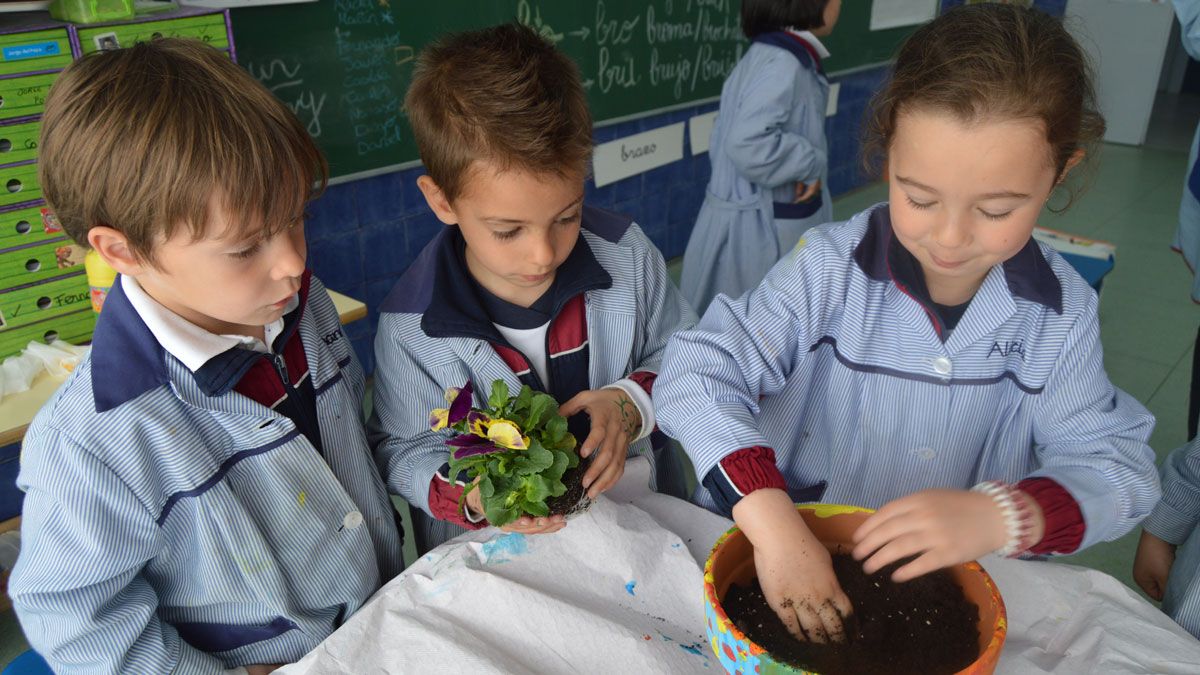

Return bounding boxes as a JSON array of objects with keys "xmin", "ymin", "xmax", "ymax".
[
  {"xmin": 0, "ymin": 305, "xmax": 95, "ymax": 358},
  {"xmin": 78, "ymin": 13, "xmax": 228, "ymax": 54},
  {"xmin": 0, "ymin": 28, "xmax": 72, "ymax": 76},
  {"xmin": 0, "ymin": 271, "xmax": 88, "ymax": 332},
  {"xmin": 0, "ymin": 119, "xmax": 40, "ymax": 166},
  {"xmin": 0, "ymin": 163, "xmax": 41, "ymax": 208},
  {"xmin": 0, "ymin": 238, "xmax": 82, "ymax": 288},
  {"xmin": 0, "ymin": 72, "xmax": 57, "ymax": 122},
  {"xmin": 0, "ymin": 204, "xmax": 65, "ymax": 250}
]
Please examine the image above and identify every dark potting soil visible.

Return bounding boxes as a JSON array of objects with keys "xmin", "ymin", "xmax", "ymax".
[
  {"xmin": 545, "ymin": 454, "xmax": 593, "ymax": 516},
  {"xmin": 723, "ymin": 553, "xmax": 980, "ymax": 675}
]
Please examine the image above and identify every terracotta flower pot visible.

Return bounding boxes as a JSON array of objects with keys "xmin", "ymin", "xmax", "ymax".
[{"xmin": 703, "ymin": 504, "xmax": 1006, "ymax": 675}]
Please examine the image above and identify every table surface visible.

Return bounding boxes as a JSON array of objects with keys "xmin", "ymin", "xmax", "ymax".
[
  {"xmin": 280, "ymin": 458, "xmax": 1200, "ymax": 675},
  {"xmin": 0, "ymin": 288, "xmax": 366, "ymax": 448}
]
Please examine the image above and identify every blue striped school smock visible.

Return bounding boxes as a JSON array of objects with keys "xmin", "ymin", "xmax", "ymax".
[
  {"xmin": 1173, "ymin": 0, "xmax": 1200, "ymax": 301},
  {"xmin": 656, "ymin": 203, "xmax": 1159, "ymax": 551},
  {"xmin": 1143, "ymin": 434, "xmax": 1200, "ymax": 638},
  {"xmin": 680, "ymin": 31, "xmax": 832, "ymax": 314},
  {"xmin": 369, "ymin": 206, "xmax": 696, "ymax": 552},
  {"xmin": 9, "ymin": 275, "xmax": 403, "ymax": 673},
  {"xmin": 1145, "ymin": 4, "xmax": 1200, "ymax": 639}
]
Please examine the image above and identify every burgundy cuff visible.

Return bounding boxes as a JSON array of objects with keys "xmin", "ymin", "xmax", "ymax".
[
  {"xmin": 429, "ymin": 474, "xmax": 488, "ymax": 531},
  {"xmin": 721, "ymin": 446, "xmax": 788, "ymax": 495},
  {"xmin": 1018, "ymin": 477, "xmax": 1085, "ymax": 555},
  {"xmin": 627, "ymin": 370, "xmax": 656, "ymax": 397}
]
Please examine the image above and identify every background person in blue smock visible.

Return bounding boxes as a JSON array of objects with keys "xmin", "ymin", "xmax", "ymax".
[
  {"xmin": 1131, "ymin": 0, "xmax": 1200, "ymax": 640},
  {"xmin": 680, "ymin": 0, "xmax": 841, "ymax": 314},
  {"xmin": 1172, "ymin": 0, "xmax": 1200, "ymax": 440}
]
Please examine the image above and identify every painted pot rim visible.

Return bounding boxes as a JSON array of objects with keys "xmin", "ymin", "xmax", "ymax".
[{"xmin": 702, "ymin": 503, "xmax": 1008, "ymax": 673}]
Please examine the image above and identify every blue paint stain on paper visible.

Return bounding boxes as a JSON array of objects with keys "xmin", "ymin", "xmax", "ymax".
[
  {"xmin": 481, "ymin": 532, "xmax": 528, "ymax": 564},
  {"xmin": 671, "ymin": 542, "xmax": 682, "ymax": 549},
  {"xmin": 680, "ymin": 643, "xmax": 704, "ymax": 656},
  {"xmin": 625, "ymin": 580, "xmax": 637, "ymax": 596}
]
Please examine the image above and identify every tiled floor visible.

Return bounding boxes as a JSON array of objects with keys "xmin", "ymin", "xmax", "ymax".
[{"xmin": 2, "ymin": 108, "xmax": 1195, "ymax": 667}]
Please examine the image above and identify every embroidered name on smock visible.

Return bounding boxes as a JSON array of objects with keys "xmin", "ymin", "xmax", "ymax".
[{"xmin": 988, "ymin": 340, "xmax": 1025, "ymax": 360}]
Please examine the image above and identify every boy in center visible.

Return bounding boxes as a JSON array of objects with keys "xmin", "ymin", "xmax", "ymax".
[{"xmin": 370, "ymin": 23, "xmax": 695, "ymax": 552}]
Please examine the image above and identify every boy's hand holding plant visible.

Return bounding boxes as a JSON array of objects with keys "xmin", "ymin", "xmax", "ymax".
[{"xmin": 429, "ymin": 380, "xmax": 589, "ymax": 532}]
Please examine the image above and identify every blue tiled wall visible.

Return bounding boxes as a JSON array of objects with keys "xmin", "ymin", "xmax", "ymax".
[{"xmin": 307, "ymin": 0, "xmax": 1069, "ymax": 375}]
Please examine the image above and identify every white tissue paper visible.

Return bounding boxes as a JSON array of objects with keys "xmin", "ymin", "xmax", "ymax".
[
  {"xmin": 279, "ymin": 497, "xmax": 717, "ymax": 675},
  {"xmin": 0, "ymin": 340, "xmax": 90, "ymax": 400}
]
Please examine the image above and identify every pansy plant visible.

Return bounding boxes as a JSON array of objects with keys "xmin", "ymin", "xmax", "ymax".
[{"xmin": 430, "ymin": 379, "xmax": 579, "ymax": 527}]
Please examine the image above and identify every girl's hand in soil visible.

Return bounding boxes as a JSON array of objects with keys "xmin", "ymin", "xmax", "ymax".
[
  {"xmin": 559, "ymin": 388, "xmax": 640, "ymax": 498},
  {"xmin": 1133, "ymin": 529, "xmax": 1176, "ymax": 601},
  {"xmin": 464, "ymin": 480, "xmax": 566, "ymax": 535},
  {"xmin": 851, "ymin": 488, "xmax": 1044, "ymax": 582},
  {"xmin": 734, "ymin": 488, "xmax": 853, "ymax": 642}
]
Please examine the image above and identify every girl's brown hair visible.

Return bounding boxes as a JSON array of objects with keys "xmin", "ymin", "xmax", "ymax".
[
  {"xmin": 862, "ymin": 4, "xmax": 1105, "ymax": 208},
  {"xmin": 39, "ymin": 38, "xmax": 328, "ymax": 261}
]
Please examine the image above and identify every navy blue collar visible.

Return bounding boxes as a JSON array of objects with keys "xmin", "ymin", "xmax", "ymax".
[
  {"xmin": 90, "ymin": 276, "xmax": 170, "ymax": 413},
  {"xmin": 752, "ymin": 31, "xmax": 823, "ymax": 74},
  {"xmin": 417, "ymin": 227, "xmax": 612, "ymax": 343},
  {"xmin": 90, "ymin": 272, "xmax": 311, "ymax": 412},
  {"xmin": 852, "ymin": 206, "xmax": 1063, "ymax": 314}
]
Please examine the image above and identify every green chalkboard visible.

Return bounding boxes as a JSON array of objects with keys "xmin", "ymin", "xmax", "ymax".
[
  {"xmin": 822, "ymin": 1, "xmax": 928, "ymax": 74},
  {"xmin": 230, "ymin": 0, "xmax": 925, "ymax": 180}
]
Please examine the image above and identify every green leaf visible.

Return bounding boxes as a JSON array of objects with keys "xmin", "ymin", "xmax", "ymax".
[
  {"xmin": 545, "ymin": 415, "xmax": 567, "ymax": 444},
  {"xmin": 526, "ymin": 393, "xmax": 555, "ymax": 430},
  {"xmin": 558, "ymin": 432, "xmax": 578, "ymax": 453},
  {"xmin": 545, "ymin": 448, "xmax": 570, "ymax": 483},
  {"xmin": 514, "ymin": 441, "xmax": 554, "ymax": 476},
  {"xmin": 514, "ymin": 385, "xmax": 534, "ymax": 414},
  {"xmin": 522, "ymin": 499, "xmax": 549, "ymax": 517},
  {"xmin": 479, "ymin": 474, "xmax": 495, "ymax": 500},
  {"xmin": 490, "ymin": 472, "xmax": 519, "ymax": 496},
  {"xmin": 524, "ymin": 473, "xmax": 552, "ymax": 503},
  {"xmin": 484, "ymin": 502, "xmax": 519, "ymax": 527},
  {"xmin": 488, "ymin": 380, "xmax": 510, "ymax": 411}
]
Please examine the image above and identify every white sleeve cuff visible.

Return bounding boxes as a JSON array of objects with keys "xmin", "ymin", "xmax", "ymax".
[
  {"xmin": 603, "ymin": 378, "xmax": 655, "ymax": 443},
  {"xmin": 464, "ymin": 500, "xmax": 487, "ymax": 524}
]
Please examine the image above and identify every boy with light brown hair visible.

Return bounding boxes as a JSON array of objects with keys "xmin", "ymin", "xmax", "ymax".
[
  {"xmin": 9, "ymin": 38, "xmax": 403, "ymax": 674},
  {"xmin": 370, "ymin": 23, "xmax": 695, "ymax": 552}
]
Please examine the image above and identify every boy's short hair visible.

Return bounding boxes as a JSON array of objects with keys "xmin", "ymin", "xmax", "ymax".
[
  {"xmin": 38, "ymin": 38, "xmax": 327, "ymax": 261},
  {"xmin": 740, "ymin": 0, "xmax": 830, "ymax": 39},
  {"xmin": 404, "ymin": 22, "xmax": 592, "ymax": 203}
]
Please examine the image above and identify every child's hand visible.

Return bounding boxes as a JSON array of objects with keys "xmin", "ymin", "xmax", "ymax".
[
  {"xmin": 793, "ymin": 179, "xmax": 821, "ymax": 203},
  {"xmin": 734, "ymin": 489, "xmax": 853, "ymax": 642},
  {"xmin": 1133, "ymin": 529, "xmax": 1176, "ymax": 601},
  {"xmin": 464, "ymin": 481, "xmax": 566, "ymax": 535},
  {"xmin": 500, "ymin": 515, "xmax": 566, "ymax": 535},
  {"xmin": 244, "ymin": 665, "xmax": 281, "ymax": 675},
  {"xmin": 851, "ymin": 488, "xmax": 1039, "ymax": 582},
  {"xmin": 559, "ymin": 389, "xmax": 641, "ymax": 498}
]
